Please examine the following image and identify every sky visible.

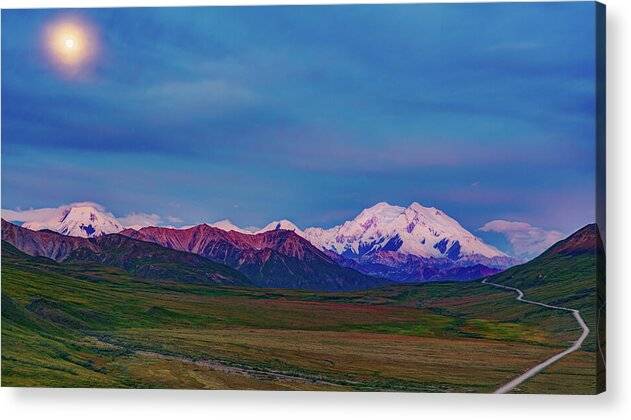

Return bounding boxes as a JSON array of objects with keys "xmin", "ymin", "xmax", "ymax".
[{"xmin": 1, "ymin": 3, "xmax": 599, "ymax": 258}]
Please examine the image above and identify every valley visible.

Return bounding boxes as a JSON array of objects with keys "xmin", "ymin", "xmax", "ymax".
[{"xmin": 1, "ymin": 224, "xmax": 602, "ymax": 393}]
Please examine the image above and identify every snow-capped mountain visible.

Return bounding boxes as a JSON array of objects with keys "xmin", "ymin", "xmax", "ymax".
[
  {"xmin": 303, "ymin": 202, "xmax": 506, "ymax": 261},
  {"xmin": 203, "ymin": 202, "xmax": 513, "ymax": 281},
  {"xmin": 198, "ymin": 202, "xmax": 506, "ymax": 265},
  {"xmin": 295, "ymin": 202, "xmax": 515, "ymax": 282},
  {"xmin": 21, "ymin": 205, "xmax": 124, "ymax": 238},
  {"xmin": 209, "ymin": 219, "xmax": 253, "ymax": 234},
  {"xmin": 255, "ymin": 220, "xmax": 304, "ymax": 236}
]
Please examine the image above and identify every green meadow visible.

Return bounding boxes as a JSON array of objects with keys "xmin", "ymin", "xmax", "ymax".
[{"xmin": 1, "ymin": 243, "xmax": 598, "ymax": 393}]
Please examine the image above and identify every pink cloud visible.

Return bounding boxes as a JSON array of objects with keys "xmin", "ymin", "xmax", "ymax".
[{"xmin": 479, "ymin": 219, "xmax": 565, "ymax": 259}]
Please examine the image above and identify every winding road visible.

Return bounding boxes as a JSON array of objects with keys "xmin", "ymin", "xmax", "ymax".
[{"xmin": 481, "ymin": 278, "xmax": 590, "ymax": 394}]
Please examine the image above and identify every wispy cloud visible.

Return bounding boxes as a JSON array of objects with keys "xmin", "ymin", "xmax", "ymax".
[
  {"xmin": 479, "ymin": 220, "xmax": 565, "ymax": 259},
  {"xmin": 485, "ymin": 41, "xmax": 541, "ymax": 52},
  {"xmin": 117, "ymin": 212, "xmax": 162, "ymax": 228}
]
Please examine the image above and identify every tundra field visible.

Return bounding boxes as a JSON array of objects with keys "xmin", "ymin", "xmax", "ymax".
[{"xmin": 1, "ymin": 241, "xmax": 602, "ymax": 393}]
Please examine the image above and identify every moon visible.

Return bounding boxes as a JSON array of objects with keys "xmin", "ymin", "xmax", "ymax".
[{"xmin": 43, "ymin": 16, "xmax": 98, "ymax": 76}]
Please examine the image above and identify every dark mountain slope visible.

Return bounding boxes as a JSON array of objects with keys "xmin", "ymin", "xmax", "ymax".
[
  {"xmin": 541, "ymin": 223, "xmax": 603, "ymax": 257},
  {"xmin": 2, "ymin": 219, "xmax": 94, "ymax": 260},
  {"xmin": 331, "ymin": 249, "xmax": 503, "ymax": 282}
]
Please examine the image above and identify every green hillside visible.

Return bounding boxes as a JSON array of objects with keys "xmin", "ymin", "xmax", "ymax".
[
  {"xmin": 482, "ymin": 224, "xmax": 605, "ymax": 392},
  {"xmin": 488, "ymin": 224, "xmax": 605, "ymax": 354}
]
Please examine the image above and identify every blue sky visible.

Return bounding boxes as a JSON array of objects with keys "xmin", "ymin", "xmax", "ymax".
[{"xmin": 1, "ymin": 3, "xmax": 598, "ymax": 255}]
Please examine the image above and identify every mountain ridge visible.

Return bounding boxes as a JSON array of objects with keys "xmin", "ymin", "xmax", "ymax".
[
  {"xmin": 5, "ymin": 201, "xmax": 504, "ymax": 257},
  {"xmin": 4, "ymin": 201, "xmax": 519, "ymax": 283},
  {"xmin": 1, "ymin": 219, "xmax": 249, "ymax": 286},
  {"xmin": 120, "ymin": 224, "xmax": 390, "ymax": 291},
  {"xmin": 541, "ymin": 223, "xmax": 603, "ymax": 257}
]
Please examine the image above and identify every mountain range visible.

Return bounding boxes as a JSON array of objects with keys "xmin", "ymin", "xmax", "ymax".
[
  {"xmin": 2, "ymin": 218, "xmax": 386, "ymax": 291},
  {"xmin": 1, "ymin": 219, "xmax": 249, "ymax": 286},
  {"xmin": 119, "ymin": 224, "xmax": 389, "ymax": 290},
  {"xmin": 1, "ymin": 210, "xmax": 600, "ymax": 295},
  {"xmin": 3, "ymin": 201, "xmax": 520, "ymax": 283}
]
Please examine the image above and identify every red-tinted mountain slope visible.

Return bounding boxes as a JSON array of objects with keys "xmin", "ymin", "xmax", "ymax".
[
  {"xmin": 121, "ymin": 224, "xmax": 389, "ymax": 291},
  {"xmin": 2, "ymin": 219, "xmax": 248, "ymax": 286}
]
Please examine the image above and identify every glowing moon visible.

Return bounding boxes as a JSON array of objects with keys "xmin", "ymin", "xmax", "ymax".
[{"xmin": 43, "ymin": 17, "xmax": 98, "ymax": 76}]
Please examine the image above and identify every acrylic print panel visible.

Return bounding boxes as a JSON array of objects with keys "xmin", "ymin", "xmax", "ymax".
[{"xmin": 0, "ymin": 2, "xmax": 605, "ymax": 394}]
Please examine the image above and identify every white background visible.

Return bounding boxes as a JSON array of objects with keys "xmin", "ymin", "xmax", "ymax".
[{"xmin": 0, "ymin": 0, "xmax": 629, "ymax": 419}]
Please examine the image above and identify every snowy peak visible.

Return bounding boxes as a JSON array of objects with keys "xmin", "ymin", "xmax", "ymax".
[
  {"xmin": 354, "ymin": 202, "xmax": 406, "ymax": 227},
  {"xmin": 209, "ymin": 219, "xmax": 252, "ymax": 234},
  {"xmin": 302, "ymin": 201, "xmax": 505, "ymax": 260},
  {"xmin": 22, "ymin": 205, "xmax": 124, "ymax": 238},
  {"xmin": 207, "ymin": 218, "xmax": 304, "ymax": 236},
  {"xmin": 256, "ymin": 220, "xmax": 304, "ymax": 236}
]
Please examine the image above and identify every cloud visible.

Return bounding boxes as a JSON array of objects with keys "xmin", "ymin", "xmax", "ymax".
[
  {"xmin": 144, "ymin": 79, "xmax": 256, "ymax": 109},
  {"xmin": 479, "ymin": 220, "xmax": 565, "ymax": 259},
  {"xmin": 117, "ymin": 212, "xmax": 162, "ymax": 229},
  {"xmin": 485, "ymin": 42, "xmax": 541, "ymax": 52}
]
